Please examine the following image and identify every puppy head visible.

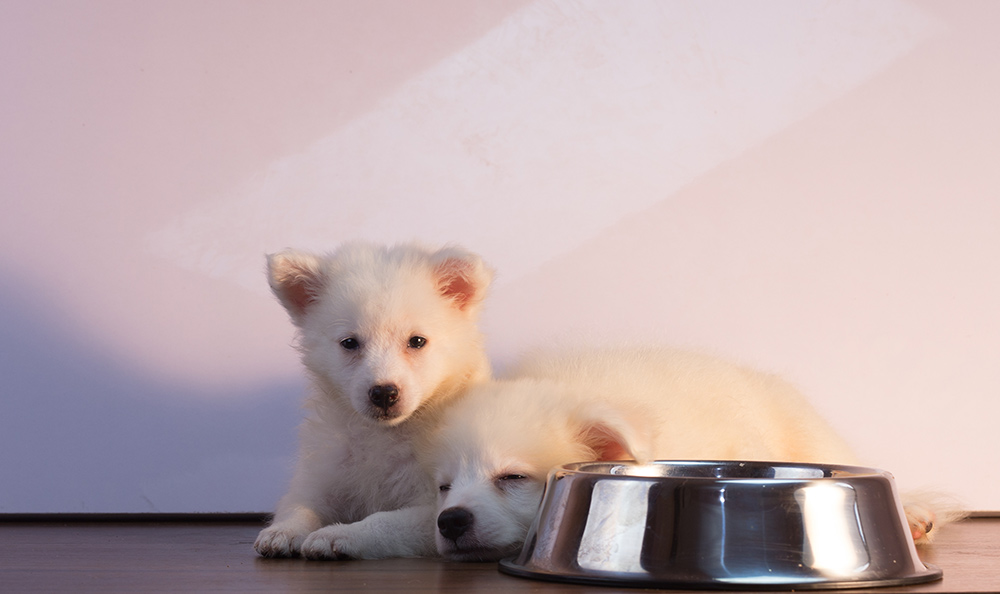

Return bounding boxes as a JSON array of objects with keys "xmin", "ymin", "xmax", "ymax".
[
  {"xmin": 267, "ymin": 242, "xmax": 492, "ymax": 425},
  {"xmin": 426, "ymin": 379, "xmax": 648, "ymax": 561}
]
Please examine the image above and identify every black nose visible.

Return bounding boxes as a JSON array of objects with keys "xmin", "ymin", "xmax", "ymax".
[
  {"xmin": 437, "ymin": 507, "xmax": 474, "ymax": 542},
  {"xmin": 368, "ymin": 384, "xmax": 399, "ymax": 410}
]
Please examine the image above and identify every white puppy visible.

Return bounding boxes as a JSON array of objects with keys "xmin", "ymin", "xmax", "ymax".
[
  {"xmin": 428, "ymin": 346, "xmax": 950, "ymax": 561},
  {"xmin": 254, "ymin": 242, "xmax": 492, "ymax": 560}
]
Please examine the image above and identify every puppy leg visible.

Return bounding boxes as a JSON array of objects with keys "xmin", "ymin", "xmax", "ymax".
[
  {"xmin": 255, "ymin": 459, "xmax": 334, "ymax": 557},
  {"xmin": 254, "ymin": 506, "xmax": 325, "ymax": 557},
  {"xmin": 300, "ymin": 504, "xmax": 438, "ymax": 560}
]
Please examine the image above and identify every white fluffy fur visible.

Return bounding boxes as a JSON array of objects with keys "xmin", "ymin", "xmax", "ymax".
[
  {"xmin": 254, "ymin": 242, "xmax": 492, "ymax": 559},
  {"xmin": 427, "ymin": 346, "xmax": 955, "ymax": 561}
]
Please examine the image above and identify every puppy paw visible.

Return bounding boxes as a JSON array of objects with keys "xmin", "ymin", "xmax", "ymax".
[
  {"xmin": 901, "ymin": 490, "xmax": 967, "ymax": 545},
  {"xmin": 300, "ymin": 525, "xmax": 358, "ymax": 560},
  {"xmin": 254, "ymin": 525, "xmax": 308, "ymax": 557},
  {"xmin": 904, "ymin": 504, "xmax": 937, "ymax": 544}
]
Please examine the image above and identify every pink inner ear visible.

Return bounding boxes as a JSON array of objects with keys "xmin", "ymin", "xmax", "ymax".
[
  {"xmin": 281, "ymin": 277, "xmax": 315, "ymax": 316},
  {"xmin": 435, "ymin": 259, "xmax": 478, "ymax": 310},
  {"xmin": 581, "ymin": 424, "xmax": 634, "ymax": 462},
  {"xmin": 269, "ymin": 254, "xmax": 323, "ymax": 318}
]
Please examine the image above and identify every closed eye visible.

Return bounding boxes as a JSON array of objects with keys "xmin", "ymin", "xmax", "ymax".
[
  {"xmin": 438, "ymin": 483, "xmax": 452, "ymax": 492},
  {"xmin": 495, "ymin": 473, "xmax": 530, "ymax": 490}
]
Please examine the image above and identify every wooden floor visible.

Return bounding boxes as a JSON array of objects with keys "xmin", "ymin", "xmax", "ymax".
[{"xmin": 1, "ymin": 517, "xmax": 998, "ymax": 593}]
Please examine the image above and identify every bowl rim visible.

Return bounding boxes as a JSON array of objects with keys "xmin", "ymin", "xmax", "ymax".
[{"xmin": 553, "ymin": 459, "xmax": 893, "ymax": 482}]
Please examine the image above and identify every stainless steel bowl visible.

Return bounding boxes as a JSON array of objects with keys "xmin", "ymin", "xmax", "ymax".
[{"xmin": 499, "ymin": 461, "xmax": 941, "ymax": 590}]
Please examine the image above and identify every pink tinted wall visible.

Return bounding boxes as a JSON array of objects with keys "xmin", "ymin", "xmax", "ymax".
[{"xmin": 1, "ymin": 0, "xmax": 997, "ymax": 512}]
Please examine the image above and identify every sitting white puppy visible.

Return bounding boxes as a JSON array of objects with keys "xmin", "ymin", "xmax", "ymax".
[
  {"xmin": 254, "ymin": 241, "xmax": 492, "ymax": 560},
  {"xmin": 427, "ymin": 346, "xmax": 951, "ymax": 561}
]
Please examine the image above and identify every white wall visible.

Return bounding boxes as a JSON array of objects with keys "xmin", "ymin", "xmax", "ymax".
[{"xmin": 1, "ymin": 0, "xmax": 997, "ymax": 513}]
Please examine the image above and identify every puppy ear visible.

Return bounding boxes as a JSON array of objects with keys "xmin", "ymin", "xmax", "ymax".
[
  {"xmin": 267, "ymin": 250, "xmax": 325, "ymax": 322},
  {"xmin": 430, "ymin": 247, "xmax": 494, "ymax": 314},
  {"xmin": 574, "ymin": 404, "xmax": 652, "ymax": 464}
]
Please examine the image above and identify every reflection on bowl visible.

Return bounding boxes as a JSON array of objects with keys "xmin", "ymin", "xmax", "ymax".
[{"xmin": 499, "ymin": 461, "xmax": 941, "ymax": 590}]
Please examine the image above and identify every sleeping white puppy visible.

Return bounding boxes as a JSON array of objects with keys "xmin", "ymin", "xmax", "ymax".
[{"xmin": 426, "ymin": 346, "xmax": 952, "ymax": 561}]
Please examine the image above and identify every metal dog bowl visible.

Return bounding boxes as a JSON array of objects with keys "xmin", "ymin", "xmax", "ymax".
[{"xmin": 499, "ymin": 461, "xmax": 941, "ymax": 590}]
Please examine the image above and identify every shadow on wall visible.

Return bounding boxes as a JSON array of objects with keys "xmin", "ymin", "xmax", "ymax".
[{"xmin": 0, "ymin": 268, "xmax": 303, "ymax": 513}]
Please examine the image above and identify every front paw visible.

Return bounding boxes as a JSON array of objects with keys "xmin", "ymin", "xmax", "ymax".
[
  {"xmin": 255, "ymin": 524, "xmax": 309, "ymax": 557},
  {"xmin": 300, "ymin": 524, "xmax": 359, "ymax": 560}
]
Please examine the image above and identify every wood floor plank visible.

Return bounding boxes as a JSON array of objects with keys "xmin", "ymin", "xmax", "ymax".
[{"xmin": 1, "ymin": 518, "xmax": 997, "ymax": 592}]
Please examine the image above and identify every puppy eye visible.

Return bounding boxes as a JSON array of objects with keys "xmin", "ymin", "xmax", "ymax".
[
  {"xmin": 408, "ymin": 336, "xmax": 427, "ymax": 349},
  {"xmin": 495, "ymin": 474, "xmax": 530, "ymax": 491},
  {"xmin": 439, "ymin": 484, "xmax": 452, "ymax": 492},
  {"xmin": 340, "ymin": 337, "xmax": 360, "ymax": 351}
]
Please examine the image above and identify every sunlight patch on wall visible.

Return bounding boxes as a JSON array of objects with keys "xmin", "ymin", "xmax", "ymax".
[{"xmin": 148, "ymin": 0, "xmax": 942, "ymax": 292}]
